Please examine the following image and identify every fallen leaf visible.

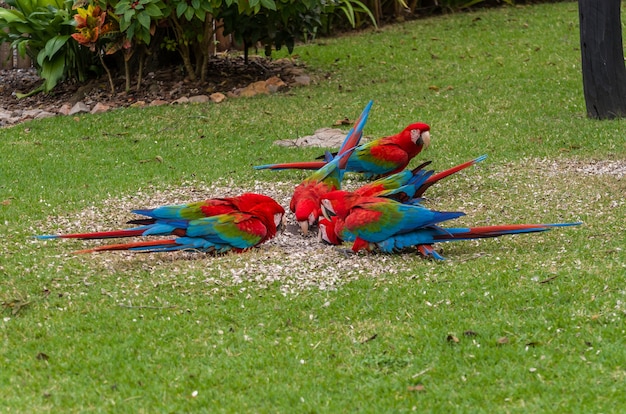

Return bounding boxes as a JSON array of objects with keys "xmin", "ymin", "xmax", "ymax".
[
  {"xmin": 361, "ymin": 333, "xmax": 378, "ymax": 344},
  {"xmin": 446, "ymin": 334, "xmax": 459, "ymax": 343},
  {"xmin": 2, "ymin": 299, "xmax": 30, "ymax": 316},
  {"xmin": 497, "ymin": 336, "xmax": 509, "ymax": 345},
  {"xmin": 333, "ymin": 117, "xmax": 351, "ymax": 126},
  {"xmin": 36, "ymin": 352, "xmax": 49, "ymax": 361},
  {"xmin": 408, "ymin": 384, "xmax": 426, "ymax": 392},
  {"xmin": 539, "ymin": 275, "xmax": 558, "ymax": 284}
]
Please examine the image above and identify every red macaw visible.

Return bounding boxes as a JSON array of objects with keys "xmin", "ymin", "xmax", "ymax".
[
  {"xmin": 319, "ymin": 217, "xmax": 581, "ymax": 260},
  {"xmin": 37, "ymin": 193, "xmax": 281, "ymax": 239},
  {"xmin": 317, "ymin": 154, "xmax": 487, "ymax": 246},
  {"xmin": 319, "ymin": 192, "xmax": 465, "ymax": 253},
  {"xmin": 289, "ymin": 100, "xmax": 373, "ymax": 234},
  {"xmin": 36, "ymin": 193, "xmax": 285, "ymax": 254},
  {"xmin": 255, "ymin": 122, "xmax": 431, "ymax": 179}
]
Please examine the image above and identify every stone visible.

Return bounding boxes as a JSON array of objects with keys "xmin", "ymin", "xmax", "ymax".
[
  {"xmin": 188, "ymin": 94, "xmax": 209, "ymax": 103},
  {"xmin": 0, "ymin": 110, "xmax": 14, "ymax": 121},
  {"xmin": 150, "ymin": 99, "xmax": 169, "ymax": 106},
  {"xmin": 273, "ymin": 128, "xmax": 349, "ymax": 148},
  {"xmin": 239, "ymin": 80, "xmax": 269, "ymax": 97},
  {"xmin": 90, "ymin": 102, "xmax": 110, "ymax": 114},
  {"xmin": 171, "ymin": 96, "xmax": 189, "ymax": 104},
  {"xmin": 34, "ymin": 111, "xmax": 56, "ymax": 119},
  {"xmin": 265, "ymin": 76, "xmax": 287, "ymax": 93},
  {"xmin": 69, "ymin": 102, "xmax": 91, "ymax": 115},
  {"xmin": 58, "ymin": 104, "xmax": 72, "ymax": 116},
  {"xmin": 293, "ymin": 75, "xmax": 311, "ymax": 86},
  {"xmin": 210, "ymin": 92, "xmax": 226, "ymax": 103},
  {"xmin": 22, "ymin": 109, "xmax": 43, "ymax": 118}
]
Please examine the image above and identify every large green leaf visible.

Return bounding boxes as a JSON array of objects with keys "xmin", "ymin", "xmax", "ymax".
[
  {"xmin": 39, "ymin": 52, "xmax": 66, "ymax": 92},
  {"xmin": 175, "ymin": 1, "xmax": 188, "ymax": 18},
  {"xmin": 137, "ymin": 12, "xmax": 150, "ymax": 31},
  {"xmin": 42, "ymin": 34, "xmax": 70, "ymax": 61},
  {"xmin": 144, "ymin": 3, "xmax": 163, "ymax": 17},
  {"xmin": 0, "ymin": 9, "xmax": 27, "ymax": 24},
  {"xmin": 260, "ymin": 0, "xmax": 276, "ymax": 11}
]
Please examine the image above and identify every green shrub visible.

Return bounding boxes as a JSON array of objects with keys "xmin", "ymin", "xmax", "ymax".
[{"xmin": 0, "ymin": 0, "xmax": 94, "ymax": 94}]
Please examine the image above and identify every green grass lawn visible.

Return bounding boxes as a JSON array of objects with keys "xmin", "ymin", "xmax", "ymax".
[{"xmin": 1, "ymin": 2, "xmax": 626, "ymax": 412}]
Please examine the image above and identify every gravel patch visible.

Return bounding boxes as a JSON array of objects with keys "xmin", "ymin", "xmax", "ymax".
[{"xmin": 36, "ymin": 179, "xmax": 431, "ymax": 295}]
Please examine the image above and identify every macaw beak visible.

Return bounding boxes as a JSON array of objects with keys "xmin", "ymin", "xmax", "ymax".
[
  {"xmin": 276, "ymin": 214, "xmax": 286, "ymax": 233},
  {"xmin": 318, "ymin": 228, "xmax": 332, "ymax": 245},
  {"xmin": 421, "ymin": 130, "xmax": 431, "ymax": 150},
  {"xmin": 320, "ymin": 200, "xmax": 336, "ymax": 221},
  {"xmin": 299, "ymin": 220, "xmax": 309, "ymax": 235}
]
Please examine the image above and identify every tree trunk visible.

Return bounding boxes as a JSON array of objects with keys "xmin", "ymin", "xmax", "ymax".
[{"xmin": 578, "ymin": 0, "xmax": 626, "ymax": 119}]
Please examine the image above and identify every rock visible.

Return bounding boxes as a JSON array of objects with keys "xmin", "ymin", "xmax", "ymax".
[
  {"xmin": 266, "ymin": 76, "xmax": 287, "ymax": 93},
  {"xmin": 69, "ymin": 102, "xmax": 90, "ymax": 115},
  {"xmin": 150, "ymin": 99, "xmax": 169, "ymax": 106},
  {"xmin": 188, "ymin": 94, "xmax": 209, "ymax": 103},
  {"xmin": 22, "ymin": 109, "xmax": 44, "ymax": 118},
  {"xmin": 0, "ymin": 110, "xmax": 15, "ymax": 121},
  {"xmin": 273, "ymin": 128, "xmax": 349, "ymax": 148},
  {"xmin": 239, "ymin": 80, "xmax": 269, "ymax": 97},
  {"xmin": 90, "ymin": 102, "xmax": 110, "ymax": 114},
  {"xmin": 285, "ymin": 67, "xmax": 306, "ymax": 77},
  {"xmin": 171, "ymin": 96, "xmax": 189, "ymax": 105},
  {"xmin": 293, "ymin": 75, "xmax": 311, "ymax": 86},
  {"xmin": 210, "ymin": 92, "xmax": 226, "ymax": 103},
  {"xmin": 58, "ymin": 104, "xmax": 72, "ymax": 116},
  {"xmin": 34, "ymin": 111, "xmax": 56, "ymax": 119}
]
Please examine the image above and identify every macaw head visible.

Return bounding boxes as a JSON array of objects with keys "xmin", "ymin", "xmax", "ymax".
[
  {"xmin": 318, "ymin": 217, "xmax": 342, "ymax": 245},
  {"xmin": 248, "ymin": 196, "xmax": 286, "ymax": 239},
  {"xmin": 293, "ymin": 198, "xmax": 319, "ymax": 235},
  {"xmin": 319, "ymin": 190, "xmax": 356, "ymax": 220},
  {"xmin": 400, "ymin": 122, "xmax": 431, "ymax": 155}
]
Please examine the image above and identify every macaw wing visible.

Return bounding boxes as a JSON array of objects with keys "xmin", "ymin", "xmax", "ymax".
[
  {"xmin": 132, "ymin": 198, "xmax": 236, "ymax": 221},
  {"xmin": 186, "ymin": 212, "xmax": 268, "ymax": 250},
  {"xmin": 348, "ymin": 141, "xmax": 409, "ymax": 176},
  {"xmin": 344, "ymin": 200, "xmax": 464, "ymax": 243},
  {"xmin": 355, "ymin": 169, "xmax": 415, "ymax": 196}
]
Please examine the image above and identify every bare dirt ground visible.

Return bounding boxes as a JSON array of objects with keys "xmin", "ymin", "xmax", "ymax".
[{"xmin": 0, "ymin": 55, "xmax": 306, "ymax": 115}]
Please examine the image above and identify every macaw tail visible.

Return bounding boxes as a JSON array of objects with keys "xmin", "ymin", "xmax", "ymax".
[
  {"xmin": 377, "ymin": 222, "xmax": 582, "ymax": 259},
  {"xmin": 73, "ymin": 239, "xmax": 180, "ymax": 254},
  {"xmin": 255, "ymin": 100, "xmax": 373, "ymax": 171},
  {"xmin": 416, "ymin": 154, "xmax": 487, "ymax": 197},
  {"xmin": 253, "ymin": 161, "xmax": 327, "ymax": 171},
  {"xmin": 336, "ymin": 100, "xmax": 373, "ymax": 167},
  {"xmin": 432, "ymin": 222, "xmax": 581, "ymax": 242},
  {"xmin": 35, "ymin": 228, "xmax": 148, "ymax": 240},
  {"xmin": 73, "ymin": 236, "xmax": 239, "ymax": 254}
]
